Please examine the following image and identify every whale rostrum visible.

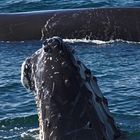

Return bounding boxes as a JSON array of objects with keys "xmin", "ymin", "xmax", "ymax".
[{"xmin": 21, "ymin": 37, "xmax": 121, "ymax": 140}]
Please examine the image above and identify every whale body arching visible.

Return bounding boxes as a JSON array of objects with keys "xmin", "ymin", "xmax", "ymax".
[{"xmin": 0, "ymin": 8, "xmax": 140, "ymax": 41}]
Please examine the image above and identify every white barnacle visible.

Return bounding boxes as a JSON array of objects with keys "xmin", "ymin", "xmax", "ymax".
[
  {"xmin": 46, "ymin": 118, "xmax": 50, "ymax": 128},
  {"xmin": 44, "ymin": 60, "xmax": 47, "ymax": 63},
  {"xmin": 50, "ymin": 76, "xmax": 53, "ymax": 79},
  {"xmin": 50, "ymin": 57, "xmax": 52, "ymax": 60},
  {"xmin": 50, "ymin": 131, "xmax": 54, "ymax": 137},
  {"xmin": 54, "ymin": 72, "xmax": 60, "ymax": 75},
  {"xmin": 25, "ymin": 64, "xmax": 28, "ymax": 69},
  {"xmin": 51, "ymin": 65, "xmax": 54, "ymax": 70}
]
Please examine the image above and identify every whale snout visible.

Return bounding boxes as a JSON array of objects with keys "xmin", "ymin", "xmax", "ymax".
[
  {"xmin": 43, "ymin": 37, "xmax": 63, "ymax": 52},
  {"xmin": 21, "ymin": 36, "xmax": 66, "ymax": 94}
]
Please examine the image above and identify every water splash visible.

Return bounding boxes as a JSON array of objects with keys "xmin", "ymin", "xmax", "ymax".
[{"xmin": 63, "ymin": 38, "xmax": 140, "ymax": 45}]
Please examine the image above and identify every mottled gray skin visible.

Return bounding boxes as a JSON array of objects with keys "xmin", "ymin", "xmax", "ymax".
[
  {"xmin": 0, "ymin": 8, "xmax": 140, "ymax": 41},
  {"xmin": 21, "ymin": 37, "xmax": 121, "ymax": 140}
]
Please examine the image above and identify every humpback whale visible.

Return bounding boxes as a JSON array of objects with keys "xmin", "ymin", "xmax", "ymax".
[
  {"xmin": 0, "ymin": 8, "xmax": 140, "ymax": 42},
  {"xmin": 21, "ymin": 37, "xmax": 121, "ymax": 140}
]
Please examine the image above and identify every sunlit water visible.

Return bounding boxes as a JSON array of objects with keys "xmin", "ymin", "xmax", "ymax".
[
  {"xmin": 0, "ymin": 40, "xmax": 140, "ymax": 139},
  {"xmin": 0, "ymin": 0, "xmax": 140, "ymax": 139},
  {"xmin": 0, "ymin": 0, "xmax": 140, "ymax": 13}
]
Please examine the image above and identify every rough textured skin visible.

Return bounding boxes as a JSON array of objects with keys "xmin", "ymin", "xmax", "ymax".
[
  {"xmin": 21, "ymin": 37, "xmax": 121, "ymax": 140},
  {"xmin": 0, "ymin": 8, "xmax": 140, "ymax": 41}
]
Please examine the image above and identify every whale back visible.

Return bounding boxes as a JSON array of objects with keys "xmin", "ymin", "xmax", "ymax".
[{"xmin": 1, "ymin": 8, "xmax": 140, "ymax": 41}]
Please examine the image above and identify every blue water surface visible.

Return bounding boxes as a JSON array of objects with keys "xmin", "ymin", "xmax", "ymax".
[
  {"xmin": 0, "ymin": 40, "xmax": 140, "ymax": 139},
  {"xmin": 0, "ymin": 0, "xmax": 140, "ymax": 12},
  {"xmin": 0, "ymin": 0, "xmax": 140, "ymax": 139}
]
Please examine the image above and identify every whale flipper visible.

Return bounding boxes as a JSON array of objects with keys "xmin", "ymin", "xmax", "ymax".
[{"xmin": 21, "ymin": 37, "xmax": 121, "ymax": 140}]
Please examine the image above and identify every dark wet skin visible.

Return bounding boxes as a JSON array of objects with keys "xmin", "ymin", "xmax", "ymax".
[
  {"xmin": 1, "ymin": 8, "xmax": 140, "ymax": 41},
  {"xmin": 21, "ymin": 37, "xmax": 121, "ymax": 140}
]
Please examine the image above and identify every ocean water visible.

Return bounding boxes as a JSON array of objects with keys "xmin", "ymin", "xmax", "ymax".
[
  {"xmin": 0, "ymin": 40, "xmax": 140, "ymax": 139},
  {"xmin": 0, "ymin": 0, "xmax": 140, "ymax": 140},
  {"xmin": 0, "ymin": 0, "xmax": 140, "ymax": 13}
]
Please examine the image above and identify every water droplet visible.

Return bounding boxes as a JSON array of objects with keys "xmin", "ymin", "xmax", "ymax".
[
  {"xmin": 54, "ymin": 72, "xmax": 60, "ymax": 75},
  {"xmin": 50, "ymin": 57, "xmax": 52, "ymax": 60},
  {"xmin": 25, "ymin": 64, "xmax": 28, "ymax": 69},
  {"xmin": 50, "ymin": 76, "xmax": 53, "ymax": 79},
  {"xmin": 61, "ymin": 61, "xmax": 68, "ymax": 68},
  {"xmin": 46, "ymin": 119, "xmax": 51, "ymax": 128}
]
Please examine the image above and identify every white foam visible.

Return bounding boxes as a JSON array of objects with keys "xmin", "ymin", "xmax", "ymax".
[
  {"xmin": 0, "ymin": 38, "xmax": 140, "ymax": 45},
  {"xmin": 63, "ymin": 38, "xmax": 111, "ymax": 44},
  {"xmin": 63, "ymin": 38, "xmax": 140, "ymax": 44},
  {"xmin": 20, "ymin": 128, "xmax": 39, "ymax": 140},
  {"xmin": 21, "ymin": 60, "xmax": 27, "ymax": 88}
]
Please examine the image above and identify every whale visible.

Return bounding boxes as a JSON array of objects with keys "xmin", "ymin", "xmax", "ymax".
[
  {"xmin": 21, "ymin": 37, "xmax": 121, "ymax": 140},
  {"xmin": 0, "ymin": 8, "xmax": 140, "ymax": 42}
]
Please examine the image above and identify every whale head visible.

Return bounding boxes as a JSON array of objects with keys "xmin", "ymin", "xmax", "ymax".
[
  {"xmin": 21, "ymin": 37, "xmax": 121, "ymax": 140},
  {"xmin": 21, "ymin": 37, "xmax": 67, "ymax": 92}
]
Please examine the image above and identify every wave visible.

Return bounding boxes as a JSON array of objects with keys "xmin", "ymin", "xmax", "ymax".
[
  {"xmin": 63, "ymin": 38, "xmax": 140, "ymax": 45},
  {"xmin": 1, "ymin": 38, "xmax": 140, "ymax": 46},
  {"xmin": 0, "ymin": 127, "xmax": 39, "ymax": 140},
  {"xmin": 0, "ymin": 0, "xmax": 140, "ymax": 13},
  {"xmin": 0, "ymin": 114, "xmax": 38, "ymax": 128},
  {"xmin": 20, "ymin": 128, "xmax": 39, "ymax": 140},
  {"xmin": 0, "ymin": 114, "xmax": 39, "ymax": 140}
]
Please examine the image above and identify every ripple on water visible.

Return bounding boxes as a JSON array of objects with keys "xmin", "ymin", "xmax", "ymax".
[
  {"xmin": 0, "ymin": 0, "xmax": 140, "ymax": 12},
  {"xmin": 0, "ymin": 40, "xmax": 140, "ymax": 139}
]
